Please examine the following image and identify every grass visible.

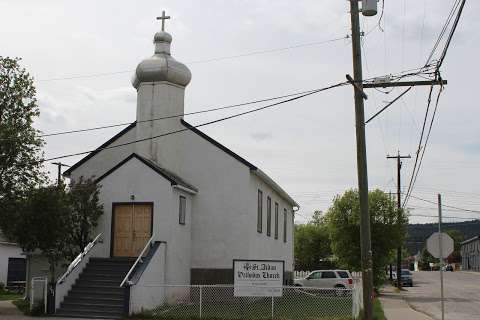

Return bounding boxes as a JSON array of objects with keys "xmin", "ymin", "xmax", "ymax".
[
  {"xmin": 12, "ymin": 298, "xmax": 29, "ymax": 314},
  {"xmin": 12, "ymin": 298, "xmax": 45, "ymax": 316},
  {"xmin": 0, "ymin": 288, "xmax": 22, "ymax": 301},
  {"xmin": 127, "ymin": 290, "xmax": 355, "ymax": 320},
  {"xmin": 372, "ymin": 299, "xmax": 386, "ymax": 320}
]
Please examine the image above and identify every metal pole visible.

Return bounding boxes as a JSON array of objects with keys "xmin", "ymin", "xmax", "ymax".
[
  {"xmin": 199, "ymin": 286, "xmax": 203, "ymax": 318},
  {"xmin": 349, "ymin": 1, "xmax": 373, "ymax": 318},
  {"xmin": 396, "ymin": 155, "xmax": 402, "ymax": 289},
  {"xmin": 271, "ymin": 296, "xmax": 274, "ymax": 319},
  {"xmin": 438, "ymin": 194, "xmax": 445, "ymax": 320}
]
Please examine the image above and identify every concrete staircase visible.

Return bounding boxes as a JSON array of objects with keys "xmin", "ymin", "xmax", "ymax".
[{"xmin": 56, "ymin": 257, "xmax": 135, "ymax": 319}]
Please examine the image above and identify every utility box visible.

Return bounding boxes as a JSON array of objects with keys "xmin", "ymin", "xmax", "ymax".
[{"xmin": 362, "ymin": 0, "xmax": 378, "ymax": 17}]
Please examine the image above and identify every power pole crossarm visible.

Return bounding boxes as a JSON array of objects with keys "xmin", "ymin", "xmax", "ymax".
[{"xmin": 51, "ymin": 162, "xmax": 71, "ymax": 186}]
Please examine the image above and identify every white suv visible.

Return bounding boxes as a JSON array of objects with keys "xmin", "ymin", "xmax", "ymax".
[{"xmin": 294, "ymin": 270, "xmax": 354, "ymax": 289}]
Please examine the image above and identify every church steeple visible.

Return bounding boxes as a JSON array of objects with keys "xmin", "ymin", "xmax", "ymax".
[
  {"xmin": 132, "ymin": 12, "xmax": 191, "ymax": 89},
  {"xmin": 132, "ymin": 13, "xmax": 190, "ymax": 170}
]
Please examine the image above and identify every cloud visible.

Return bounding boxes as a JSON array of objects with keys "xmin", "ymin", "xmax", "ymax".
[
  {"xmin": 76, "ymin": 86, "xmax": 136, "ymax": 104},
  {"xmin": 251, "ymin": 132, "xmax": 273, "ymax": 141}
]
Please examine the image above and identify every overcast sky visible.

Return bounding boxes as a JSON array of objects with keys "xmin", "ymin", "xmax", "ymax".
[{"xmin": 2, "ymin": 0, "xmax": 479, "ymax": 224}]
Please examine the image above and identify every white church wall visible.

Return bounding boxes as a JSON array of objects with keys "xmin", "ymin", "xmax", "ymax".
[
  {"xmin": 181, "ymin": 130, "xmax": 252, "ymax": 272},
  {"xmin": 129, "ymin": 243, "xmax": 167, "ymax": 314},
  {"xmin": 95, "ymin": 157, "xmax": 191, "ymax": 287},
  {"xmin": 135, "ymin": 82, "xmax": 186, "ymax": 175},
  {"xmin": 69, "ymin": 126, "xmax": 136, "ymax": 182},
  {"xmin": 249, "ymin": 175, "xmax": 295, "ymax": 275},
  {"xmin": 164, "ymin": 189, "xmax": 192, "ymax": 285}
]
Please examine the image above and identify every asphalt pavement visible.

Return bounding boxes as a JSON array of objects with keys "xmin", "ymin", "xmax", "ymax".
[{"xmin": 402, "ymin": 271, "xmax": 480, "ymax": 320}]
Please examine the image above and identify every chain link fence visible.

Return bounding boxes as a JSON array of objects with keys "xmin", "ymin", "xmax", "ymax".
[{"xmin": 132, "ymin": 284, "xmax": 362, "ymax": 319}]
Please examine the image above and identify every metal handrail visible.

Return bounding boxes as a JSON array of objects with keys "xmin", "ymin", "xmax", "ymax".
[
  {"xmin": 57, "ymin": 233, "xmax": 102, "ymax": 284},
  {"xmin": 120, "ymin": 233, "xmax": 156, "ymax": 287}
]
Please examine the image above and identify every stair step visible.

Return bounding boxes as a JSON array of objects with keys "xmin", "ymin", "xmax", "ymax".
[
  {"xmin": 79, "ymin": 273, "xmax": 126, "ymax": 279},
  {"xmin": 61, "ymin": 302, "xmax": 124, "ymax": 312},
  {"xmin": 56, "ymin": 257, "xmax": 132, "ymax": 317},
  {"xmin": 69, "ymin": 288, "xmax": 125, "ymax": 297},
  {"xmin": 64, "ymin": 296, "xmax": 124, "ymax": 305},
  {"xmin": 55, "ymin": 310, "xmax": 123, "ymax": 319},
  {"xmin": 86, "ymin": 265, "xmax": 132, "ymax": 271},
  {"xmin": 76, "ymin": 280, "xmax": 122, "ymax": 287}
]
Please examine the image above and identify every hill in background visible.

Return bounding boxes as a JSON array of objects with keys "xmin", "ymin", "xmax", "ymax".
[{"xmin": 406, "ymin": 220, "xmax": 480, "ymax": 255}]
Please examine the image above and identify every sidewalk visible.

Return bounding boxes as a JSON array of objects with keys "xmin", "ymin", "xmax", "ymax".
[{"xmin": 379, "ymin": 286, "xmax": 432, "ymax": 320}]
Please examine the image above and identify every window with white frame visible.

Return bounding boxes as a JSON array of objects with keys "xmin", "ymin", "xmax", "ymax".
[
  {"xmin": 179, "ymin": 195, "xmax": 186, "ymax": 225},
  {"xmin": 283, "ymin": 208, "xmax": 287, "ymax": 243},
  {"xmin": 266, "ymin": 196, "xmax": 272, "ymax": 237},
  {"xmin": 274, "ymin": 202, "xmax": 279, "ymax": 239},
  {"xmin": 257, "ymin": 190, "xmax": 263, "ymax": 233}
]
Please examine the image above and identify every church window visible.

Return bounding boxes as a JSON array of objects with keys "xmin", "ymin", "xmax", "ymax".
[
  {"xmin": 266, "ymin": 197, "xmax": 272, "ymax": 236},
  {"xmin": 179, "ymin": 196, "xmax": 186, "ymax": 225},
  {"xmin": 257, "ymin": 190, "xmax": 263, "ymax": 233},
  {"xmin": 274, "ymin": 202, "xmax": 279, "ymax": 239},
  {"xmin": 283, "ymin": 208, "xmax": 287, "ymax": 243}
]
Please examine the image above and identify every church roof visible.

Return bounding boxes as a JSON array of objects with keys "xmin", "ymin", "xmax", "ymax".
[
  {"xmin": 95, "ymin": 153, "xmax": 198, "ymax": 193},
  {"xmin": 180, "ymin": 120, "xmax": 298, "ymax": 208},
  {"xmin": 63, "ymin": 122, "xmax": 137, "ymax": 176},
  {"xmin": 64, "ymin": 119, "xmax": 298, "ymax": 207}
]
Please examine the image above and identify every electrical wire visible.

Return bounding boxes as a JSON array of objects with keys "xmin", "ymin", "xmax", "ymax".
[
  {"xmin": 42, "ymin": 81, "xmax": 347, "ymax": 162},
  {"xmin": 406, "ymin": 194, "xmax": 480, "ymax": 214},
  {"xmin": 38, "ymin": 87, "xmax": 324, "ymax": 138},
  {"xmin": 37, "ymin": 36, "xmax": 349, "ymax": 82}
]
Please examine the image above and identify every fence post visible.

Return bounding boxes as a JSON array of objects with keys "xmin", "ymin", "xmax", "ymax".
[
  {"xmin": 30, "ymin": 279, "xmax": 33, "ymax": 311},
  {"xmin": 44, "ymin": 278, "xmax": 48, "ymax": 314},
  {"xmin": 199, "ymin": 286, "xmax": 203, "ymax": 318},
  {"xmin": 271, "ymin": 296, "xmax": 274, "ymax": 319}
]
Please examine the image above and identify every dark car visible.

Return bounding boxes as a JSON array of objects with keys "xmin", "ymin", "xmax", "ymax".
[
  {"xmin": 400, "ymin": 269, "xmax": 413, "ymax": 287},
  {"xmin": 446, "ymin": 264, "xmax": 454, "ymax": 271}
]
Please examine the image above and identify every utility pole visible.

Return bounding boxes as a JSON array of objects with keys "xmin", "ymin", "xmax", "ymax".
[
  {"xmin": 348, "ymin": 1, "xmax": 373, "ymax": 318},
  {"xmin": 438, "ymin": 194, "xmax": 445, "ymax": 320},
  {"xmin": 51, "ymin": 162, "xmax": 70, "ymax": 186},
  {"xmin": 386, "ymin": 152, "xmax": 411, "ymax": 289}
]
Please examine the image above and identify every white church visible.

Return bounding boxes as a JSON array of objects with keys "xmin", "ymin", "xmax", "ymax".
[{"xmin": 51, "ymin": 16, "xmax": 298, "ymax": 318}]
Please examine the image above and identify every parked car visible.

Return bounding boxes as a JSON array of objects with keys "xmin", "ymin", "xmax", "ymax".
[
  {"xmin": 400, "ymin": 269, "xmax": 413, "ymax": 286},
  {"xmin": 445, "ymin": 264, "xmax": 454, "ymax": 271},
  {"xmin": 294, "ymin": 270, "xmax": 354, "ymax": 289}
]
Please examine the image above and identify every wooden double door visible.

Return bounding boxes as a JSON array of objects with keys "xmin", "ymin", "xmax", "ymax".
[{"xmin": 112, "ymin": 203, "xmax": 153, "ymax": 257}]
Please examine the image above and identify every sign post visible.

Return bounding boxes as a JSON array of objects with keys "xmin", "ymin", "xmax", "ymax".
[
  {"xmin": 426, "ymin": 194, "xmax": 454, "ymax": 320},
  {"xmin": 233, "ymin": 260, "xmax": 284, "ymax": 297}
]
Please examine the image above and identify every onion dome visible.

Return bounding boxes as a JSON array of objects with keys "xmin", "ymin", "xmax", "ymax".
[{"xmin": 132, "ymin": 31, "xmax": 191, "ymax": 89}]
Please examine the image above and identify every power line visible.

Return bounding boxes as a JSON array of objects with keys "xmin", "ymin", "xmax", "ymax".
[
  {"xmin": 405, "ymin": 85, "xmax": 444, "ymax": 205},
  {"xmin": 43, "ymin": 81, "xmax": 347, "ymax": 162},
  {"xmin": 37, "ymin": 87, "xmax": 324, "ymax": 138},
  {"xmin": 0, "ymin": 67, "xmax": 431, "ymax": 142},
  {"xmin": 37, "ymin": 36, "xmax": 349, "ymax": 82},
  {"xmin": 406, "ymin": 194, "xmax": 480, "ymax": 214}
]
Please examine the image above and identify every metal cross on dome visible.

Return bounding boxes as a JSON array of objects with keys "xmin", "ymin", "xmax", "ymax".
[{"xmin": 156, "ymin": 10, "xmax": 171, "ymax": 31}]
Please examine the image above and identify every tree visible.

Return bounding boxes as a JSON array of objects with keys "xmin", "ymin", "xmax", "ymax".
[
  {"xmin": 294, "ymin": 223, "xmax": 333, "ymax": 271},
  {"xmin": 445, "ymin": 229, "xmax": 464, "ymax": 264},
  {"xmin": 0, "ymin": 57, "xmax": 45, "ymax": 239},
  {"xmin": 325, "ymin": 189, "xmax": 408, "ymax": 288},
  {"xmin": 65, "ymin": 177, "xmax": 103, "ymax": 261},
  {"xmin": 14, "ymin": 185, "xmax": 71, "ymax": 284}
]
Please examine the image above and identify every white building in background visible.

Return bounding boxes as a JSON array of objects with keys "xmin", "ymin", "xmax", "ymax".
[
  {"xmin": 48, "ymin": 23, "xmax": 298, "ymax": 316},
  {"xmin": 0, "ymin": 232, "xmax": 25, "ymax": 288}
]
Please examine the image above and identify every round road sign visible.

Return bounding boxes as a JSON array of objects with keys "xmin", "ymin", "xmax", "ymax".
[{"xmin": 426, "ymin": 232, "xmax": 454, "ymax": 259}]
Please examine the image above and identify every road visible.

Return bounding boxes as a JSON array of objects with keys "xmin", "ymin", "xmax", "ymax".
[{"xmin": 403, "ymin": 271, "xmax": 480, "ymax": 320}]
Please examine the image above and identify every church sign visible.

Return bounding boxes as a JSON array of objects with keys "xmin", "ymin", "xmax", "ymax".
[{"xmin": 233, "ymin": 260, "xmax": 284, "ymax": 297}]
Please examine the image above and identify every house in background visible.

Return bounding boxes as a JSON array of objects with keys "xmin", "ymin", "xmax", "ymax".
[
  {"xmin": 461, "ymin": 235, "xmax": 480, "ymax": 271},
  {"xmin": 0, "ymin": 231, "xmax": 26, "ymax": 290},
  {"xmin": 39, "ymin": 23, "xmax": 298, "ymax": 318}
]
